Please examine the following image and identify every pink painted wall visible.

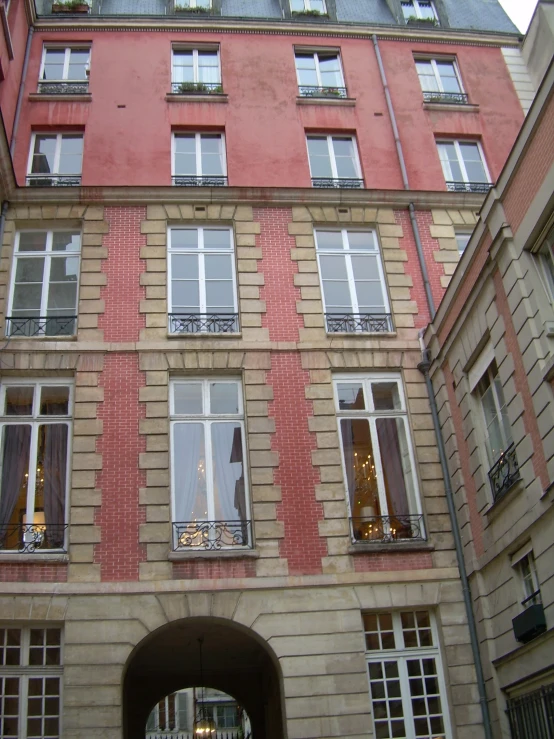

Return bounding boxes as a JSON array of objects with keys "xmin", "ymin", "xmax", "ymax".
[
  {"xmin": 12, "ymin": 29, "xmax": 524, "ymax": 188},
  {"xmin": 0, "ymin": 0, "xmax": 32, "ymax": 143}
]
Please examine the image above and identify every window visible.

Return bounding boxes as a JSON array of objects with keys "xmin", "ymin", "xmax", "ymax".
[
  {"xmin": 454, "ymin": 230, "xmax": 472, "ymax": 254},
  {"xmin": 401, "ymin": 0, "xmax": 438, "ymax": 22},
  {"xmin": 0, "ymin": 381, "xmax": 72, "ymax": 553},
  {"xmin": 6, "ymin": 231, "xmax": 81, "ymax": 338},
  {"xmin": 146, "ymin": 691, "xmax": 188, "ymax": 733},
  {"xmin": 295, "ymin": 51, "xmax": 346, "ymax": 97},
  {"xmin": 170, "ymin": 379, "xmax": 251, "ymax": 551},
  {"xmin": 291, "ymin": 0, "xmax": 326, "ymax": 13},
  {"xmin": 26, "ymin": 133, "xmax": 83, "ymax": 187},
  {"xmin": 334, "ymin": 375, "xmax": 424, "ymax": 543},
  {"xmin": 176, "ymin": 0, "xmax": 211, "ymax": 8},
  {"xmin": 171, "ymin": 47, "xmax": 221, "ymax": 94},
  {"xmin": 364, "ymin": 611, "xmax": 451, "ymax": 739},
  {"xmin": 0, "ymin": 627, "xmax": 62, "ymax": 739},
  {"xmin": 507, "ymin": 684, "xmax": 554, "ymax": 739},
  {"xmin": 315, "ymin": 229, "xmax": 392, "ymax": 333},
  {"xmin": 215, "ymin": 704, "xmax": 240, "ymax": 729},
  {"xmin": 307, "ymin": 135, "xmax": 363, "ymax": 188},
  {"xmin": 38, "ymin": 46, "xmax": 89, "ymax": 94},
  {"xmin": 436, "ymin": 140, "xmax": 491, "ymax": 193},
  {"xmin": 415, "ymin": 58, "xmax": 467, "ymax": 104},
  {"xmin": 537, "ymin": 223, "xmax": 554, "ymax": 302},
  {"xmin": 513, "ymin": 550, "xmax": 542, "ymax": 608},
  {"xmin": 167, "ymin": 226, "xmax": 238, "ymax": 334},
  {"xmin": 172, "ymin": 133, "xmax": 227, "ymax": 186},
  {"xmin": 475, "ymin": 359, "xmax": 520, "ymax": 500}
]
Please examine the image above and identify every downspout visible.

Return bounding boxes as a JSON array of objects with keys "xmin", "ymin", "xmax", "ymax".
[
  {"xmin": 371, "ymin": 34, "xmax": 436, "ymax": 319},
  {"xmin": 371, "ymin": 32, "xmax": 493, "ymax": 739},
  {"xmin": 10, "ymin": 25, "xmax": 34, "ymax": 158}
]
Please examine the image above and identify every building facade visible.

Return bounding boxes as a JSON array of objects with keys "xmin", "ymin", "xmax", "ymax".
[{"xmin": 0, "ymin": 0, "xmax": 539, "ymax": 738}]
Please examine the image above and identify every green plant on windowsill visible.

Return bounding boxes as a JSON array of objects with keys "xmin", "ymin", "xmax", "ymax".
[
  {"xmin": 291, "ymin": 9, "xmax": 329, "ymax": 17},
  {"xmin": 321, "ymin": 87, "xmax": 343, "ymax": 97},
  {"xmin": 176, "ymin": 81, "xmax": 223, "ymax": 94},
  {"xmin": 174, "ymin": 4, "xmax": 210, "ymax": 12},
  {"xmin": 51, "ymin": 0, "xmax": 90, "ymax": 11},
  {"xmin": 405, "ymin": 14, "xmax": 438, "ymax": 25}
]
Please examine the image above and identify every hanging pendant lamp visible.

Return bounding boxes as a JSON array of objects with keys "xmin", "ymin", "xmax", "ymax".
[{"xmin": 194, "ymin": 637, "xmax": 216, "ymax": 737}]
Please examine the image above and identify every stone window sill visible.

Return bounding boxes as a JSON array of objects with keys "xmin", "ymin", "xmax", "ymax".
[
  {"xmin": 325, "ymin": 331, "xmax": 397, "ymax": 338},
  {"xmin": 296, "ymin": 96, "xmax": 355, "ymax": 107},
  {"xmin": 0, "ymin": 553, "xmax": 68, "ymax": 563},
  {"xmin": 167, "ymin": 332, "xmax": 242, "ymax": 340},
  {"xmin": 348, "ymin": 541, "xmax": 434, "ymax": 554},
  {"xmin": 166, "ymin": 93, "xmax": 228, "ymax": 104},
  {"xmin": 169, "ymin": 549, "xmax": 259, "ymax": 561},
  {"xmin": 29, "ymin": 93, "xmax": 92, "ymax": 103},
  {"xmin": 4, "ymin": 335, "xmax": 77, "ymax": 341},
  {"xmin": 423, "ymin": 101, "xmax": 479, "ymax": 113}
]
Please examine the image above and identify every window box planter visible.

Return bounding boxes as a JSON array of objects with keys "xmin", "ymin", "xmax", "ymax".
[
  {"xmin": 174, "ymin": 5, "xmax": 210, "ymax": 13},
  {"xmin": 406, "ymin": 16, "xmax": 438, "ymax": 27},
  {"xmin": 512, "ymin": 603, "xmax": 546, "ymax": 644},
  {"xmin": 51, "ymin": 2, "xmax": 90, "ymax": 12},
  {"xmin": 291, "ymin": 10, "xmax": 329, "ymax": 18},
  {"xmin": 173, "ymin": 81, "xmax": 222, "ymax": 94}
]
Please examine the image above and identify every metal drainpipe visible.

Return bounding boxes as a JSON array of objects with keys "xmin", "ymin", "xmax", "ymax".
[
  {"xmin": 371, "ymin": 34, "xmax": 436, "ymax": 319},
  {"xmin": 10, "ymin": 25, "xmax": 34, "ymax": 158},
  {"xmin": 371, "ymin": 32, "xmax": 494, "ymax": 739}
]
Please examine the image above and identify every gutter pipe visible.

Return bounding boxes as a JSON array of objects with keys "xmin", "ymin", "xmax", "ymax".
[
  {"xmin": 371, "ymin": 32, "xmax": 493, "ymax": 739},
  {"xmin": 10, "ymin": 25, "xmax": 34, "ymax": 158}
]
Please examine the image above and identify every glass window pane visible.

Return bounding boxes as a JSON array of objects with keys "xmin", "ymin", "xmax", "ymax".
[
  {"xmin": 211, "ymin": 422, "xmax": 247, "ymax": 523},
  {"xmin": 307, "ymin": 137, "xmax": 332, "ymax": 178},
  {"xmin": 49, "ymin": 256, "xmax": 79, "ymax": 284},
  {"xmin": 348, "ymin": 231, "xmax": 376, "ymax": 250},
  {"xmin": 200, "ymin": 136, "xmax": 223, "ymax": 176},
  {"xmin": 210, "ymin": 383, "xmax": 239, "ymax": 414},
  {"xmin": 43, "ymin": 49, "xmax": 65, "ymax": 80},
  {"xmin": 174, "ymin": 383, "xmax": 203, "ymax": 414},
  {"xmin": 171, "ymin": 229, "xmax": 199, "ymax": 250},
  {"xmin": 376, "ymin": 417, "xmax": 416, "ymax": 518},
  {"xmin": 204, "ymin": 254, "xmax": 232, "ymax": 279},
  {"xmin": 436, "ymin": 61, "xmax": 460, "ymax": 93},
  {"xmin": 31, "ymin": 136, "xmax": 56, "ymax": 174},
  {"xmin": 58, "ymin": 136, "xmax": 83, "ymax": 174},
  {"xmin": 316, "ymin": 231, "xmax": 343, "ymax": 250},
  {"xmin": 459, "ymin": 142, "xmax": 487, "ymax": 182},
  {"xmin": 18, "ymin": 233, "xmax": 48, "ymax": 252},
  {"xmin": 174, "ymin": 135, "xmax": 197, "ymax": 174},
  {"xmin": 355, "ymin": 281, "xmax": 386, "ymax": 312},
  {"xmin": 296, "ymin": 54, "xmax": 318, "ymax": 86},
  {"xmin": 337, "ymin": 383, "xmax": 365, "ymax": 410},
  {"xmin": 40, "ymin": 387, "xmax": 69, "ymax": 416},
  {"xmin": 67, "ymin": 49, "xmax": 89, "ymax": 79},
  {"xmin": 5, "ymin": 387, "xmax": 34, "ymax": 415},
  {"xmin": 437, "ymin": 142, "xmax": 463, "ymax": 182},
  {"xmin": 321, "ymin": 280, "xmax": 352, "ymax": 310},
  {"xmin": 319, "ymin": 255, "xmax": 348, "ymax": 279},
  {"xmin": 204, "ymin": 230, "xmax": 231, "ymax": 250},
  {"xmin": 332, "ymin": 138, "xmax": 357, "ymax": 178},
  {"xmin": 172, "ymin": 254, "xmax": 198, "ymax": 279},
  {"xmin": 206, "ymin": 281, "xmax": 234, "ymax": 310},
  {"xmin": 171, "ymin": 280, "xmax": 200, "ymax": 310},
  {"xmin": 173, "ymin": 423, "xmax": 207, "ymax": 523},
  {"xmin": 372, "ymin": 383, "xmax": 401, "ymax": 411},
  {"xmin": 52, "ymin": 233, "xmax": 81, "ymax": 252}
]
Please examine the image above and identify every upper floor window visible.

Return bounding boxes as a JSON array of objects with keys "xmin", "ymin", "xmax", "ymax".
[
  {"xmin": 170, "ymin": 379, "xmax": 252, "ymax": 551},
  {"xmin": 515, "ymin": 550, "xmax": 542, "ymax": 608},
  {"xmin": 436, "ymin": 140, "xmax": 491, "ymax": 194},
  {"xmin": 416, "ymin": 58, "xmax": 467, "ymax": 104},
  {"xmin": 168, "ymin": 226, "xmax": 238, "ymax": 335},
  {"xmin": 6, "ymin": 230, "xmax": 81, "ymax": 338},
  {"xmin": 0, "ymin": 381, "xmax": 72, "ymax": 553},
  {"xmin": 307, "ymin": 135, "xmax": 363, "ymax": 189},
  {"xmin": 26, "ymin": 133, "xmax": 83, "ymax": 187},
  {"xmin": 172, "ymin": 133, "xmax": 227, "ymax": 187},
  {"xmin": 38, "ymin": 46, "xmax": 90, "ymax": 95},
  {"xmin": 455, "ymin": 230, "xmax": 472, "ymax": 254},
  {"xmin": 0, "ymin": 627, "xmax": 63, "ymax": 738},
  {"xmin": 364, "ymin": 611, "xmax": 451, "ymax": 739},
  {"xmin": 334, "ymin": 374, "xmax": 425, "ymax": 544},
  {"xmin": 171, "ymin": 47, "xmax": 221, "ymax": 94},
  {"xmin": 474, "ymin": 358, "xmax": 520, "ymax": 501},
  {"xmin": 315, "ymin": 229, "xmax": 392, "ymax": 333},
  {"xmin": 295, "ymin": 50, "xmax": 346, "ymax": 98},
  {"xmin": 401, "ymin": 0, "xmax": 438, "ymax": 23},
  {"xmin": 537, "ymin": 223, "xmax": 554, "ymax": 303},
  {"xmin": 175, "ymin": 0, "xmax": 212, "ymax": 9},
  {"xmin": 291, "ymin": 0, "xmax": 327, "ymax": 14}
]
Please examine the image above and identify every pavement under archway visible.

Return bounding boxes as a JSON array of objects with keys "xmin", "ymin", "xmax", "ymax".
[{"xmin": 122, "ymin": 616, "xmax": 286, "ymax": 739}]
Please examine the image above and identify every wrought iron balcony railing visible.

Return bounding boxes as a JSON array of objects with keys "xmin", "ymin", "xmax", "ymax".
[
  {"xmin": 325, "ymin": 313, "xmax": 393, "ymax": 333},
  {"xmin": 169, "ymin": 313, "xmax": 239, "ymax": 334},
  {"xmin": 351, "ymin": 514, "xmax": 425, "ymax": 544},
  {"xmin": 172, "ymin": 175, "xmax": 228, "ymax": 187},
  {"xmin": 173, "ymin": 520, "xmax": 253, "ymax": 551},
  {"xmin": 0, "ymin": 523, "xmax": 68, "ymax": 553},
  {"xmin": 6, "ymin": 315, "xmax": 77, "ymax": 337},
  {"xmin": 26, "ymin": 174, "xmax": 82, "ymax": 187},
  {"xmin": 298, "ymin": 85, "xmax": 348, "ymax": 99},
  {"xmin": 146, "ymin": 732, "xmax": 250, "ymax": 739},
  {"xmin": 445, "ymin": 181, "xmax": 492, "ymax": 194},
  {"xmin": 171, "ymin": 81, "xmax": 223, "ymax": 94},
  {"xmin": 422, "ymin": 91, "xmax": 468, "ymax": 104},
  {"xmin": 488, "ymin": 443, "xmax": 520, "ymax": 501},
  {"xmin": 312, "ymin": 177, "xmax": 364, "ymax": 189},
  {"xmin": 37, "ymin": 80, "xmax": 89, "ymax": 95},
  {"xmin": 507, "ymin": 684, "xmax": 554, "ymax": 739}
]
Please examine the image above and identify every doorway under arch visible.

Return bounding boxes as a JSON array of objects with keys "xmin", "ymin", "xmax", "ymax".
[{"xmin": 122, "ymin": 616, "xmax": 286, "ymax": 739}]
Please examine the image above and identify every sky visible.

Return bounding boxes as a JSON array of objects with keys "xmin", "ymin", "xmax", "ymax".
[{"xmin": 498, "ymin": 0, "xmax": 539, "ymax": 33}]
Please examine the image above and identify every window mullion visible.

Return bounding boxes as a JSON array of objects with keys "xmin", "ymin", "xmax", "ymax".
[
  {"xmin": 196, "ymin": 134, "xmax": 202, "ymax": 176},
  {"xmin": 193, "ymin": 49, "xmax": 199, "ymax": 83},
  {"xmin": 198, "ymin": 230, "xmax": 207, "ymax": 313},
  {"xmin": 53, "ymin": 135, "xmax": 62, "ymax": 176},
  {"xmin": 205, "ymin": 420, "xmax": 216, "ymax": 521},
  {"xmin": 369, "ymin": 416, "xmax": 389, "ymax": 517},
  {"xmin": 397, "ymin": 657, "xmax": 417, "ymax": 739},
  {"xmin": 328, "ymin": 137, "xmax": 339, "ymax": 179},
  {"xmin": 344, "ymin": 254, "xmax": 358, "ymax": 314},
  {"xmin": 454, "ymin": 141, "xmax": 470, "ymax": 183},
  {"xmin": 26, "ymin": 422, "xmax": 39, "ymax": 522},
  {"xmin": 431, "ymin": 59, "xmax": 444, "ymax": 92},
  {"xmin": 62, "ymin": 48, "xmax": 70, "ymax": 80},
  {"xmin": 41, "ymin": 232, "xmax": 54, "ymax": 318},
  {"xmin": 314, "ymin": 54, "xmax": 322, "ymax": 87}
]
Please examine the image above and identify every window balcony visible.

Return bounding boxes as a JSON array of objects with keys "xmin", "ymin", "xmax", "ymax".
[
  {"xmin": 173, "ymin": 520, "xmax": 253, "ymax": 551},
  {"xmin": 422, "ymin": 91, "xmax": 468, "ymax": 104},
  {"xmin": 488, "ymin": 442, "xmax": 520, "ymax": 501},
  {"xmin": 507, "ymin": 684, "xmax": 554, "ymax": 737},
  {"xmin": 298, "ymin": 85, "xmax": 347, "ymax": 99},
  {"xmin": 172, "ymin": 175, "xmax": 227, "ymax": 187},
  {"xmin": 169, "ymin": 313, "xmax": 239, "ymax": 334},
  {"xmin": 445, "ymin": 181, "xmax": 491, "ymax": 193},
  {"xmin": 26, "ymin": 174, "xmax": 81, "ymax": 187},
  {"xmin": 37, "ymin": 80, "xmax": 89, "ymax": 95},
  {"xmin": 351, "ymin": 514, "xmax": 425, "ymax": 544},
  {"xmin": 0, "ymin": 523, "xmax": 68, "ymax": 553},
  {"xmin": 512, "ymin": 603, "xmax": 547, "ymax": 644},
  {"xmin": 311, "ymin": 177, "xmax": 364, "ymax": 189},
  {"xmin": 170, "ymin": 81, "xmax": 223, "ymax": 95},
  {"xmin": 325, "ymin": 313, "xmax": 393, "ymax": 333},
  {"xmin": 6, "ymin": 315, "xmax": 77, "ymax": 337}
]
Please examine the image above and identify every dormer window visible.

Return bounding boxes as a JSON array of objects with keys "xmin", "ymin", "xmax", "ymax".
[
  {"xmin": 401, "ymin": 0, "xmax": 438, "ymax": 24},
  {"xmin": 291, "ymin": 0, "xmax": 327, "ymax": 14}
]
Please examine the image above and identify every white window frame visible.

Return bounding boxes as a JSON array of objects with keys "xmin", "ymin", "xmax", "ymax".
[
  {"xmin": 0, "ymin": 379, "xmax": 73, "ymax": 553},
  {"xmin": 171, "ymin": 46, "xmax": 221, "ymax": 86},
  {"xmin": 291, "ymin": 0, "xmax": 327, "ymax": 12},
  {"xmin": 436, "ymin": 139, "xmax": 491, "ymax": 187},
  {"xmin": 39, "ymin": 45, "xmax": 91, "ymax": 82},
  {"xmin": 536, "ymin": 222, "xmax": 554, "ymax": 304},
  {"xmin": 315, "ymin": 228, "xmax": 392, "ymax": 331},
  {"xmin": 401, "ymin": 0, "xmax": 438, "ymax": 20},
  {"xmin": 454, "ymin": 229, "xmax": 472, "ymax": 254},
  {"xmin": 364, "ymin": 611, "xmax": 452, "ymax": 739},
  {"xmin": 294, "ymin": 50, "xmax": 344, "ymax": 89},
  {"xmin": 7, "ymin": 230, "xmax": 81, "ymax": 338},
  {"xmin": 171, "ymin": 132, "xmax": 227, "ymax": 179},
  {"xmin": 167, "ymin": 226, "xmax": 238, "ymax": 333},
  {"xmin": 415, "ymin": 57, "xmax": 463, "ymax": 94},
  {"xmin": 177, "ymin": 0, "xmax": 212, "ymax": 8},
  {"xmin": 0, "ymin": 626, "xmax": 64, "ymax": 739},
  {"xmin": 512, "ymin": 548, "xmax": 542, "ymax": 608},
  {"xmin": 306, "ymin": 134, "xmax": 363, "ymax": 184},
  {"xmin": 334, "ymin": 373, "xmax": 424, "ymax": 541},
  {"xmin": 26, "ymin": 132, "xmax": 84, "ymax": 184},
  {"xmin": 147, "ymin": 691, "xmax": 189, "ymax": 733},
  {"xmin": 169, "ymin": 378, "xmax": 251, "ymax": 549},
  {"xmin": 474, "ymin": 360, "xmax": 514, "ymax": 469}
]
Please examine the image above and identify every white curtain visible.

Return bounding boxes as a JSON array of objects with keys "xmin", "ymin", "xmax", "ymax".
[
  {"xmin": 173, "ymin": 424, "xmax": 204, "ymax": 522},
  {"xmin": 211, "ymin": 423, "xmax": 243, "ymax": 521}
]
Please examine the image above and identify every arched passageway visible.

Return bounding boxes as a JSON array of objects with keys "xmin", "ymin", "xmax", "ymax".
[{"xmin": 122, "ymin": 616, "xmax": 286, "ymax": 739}]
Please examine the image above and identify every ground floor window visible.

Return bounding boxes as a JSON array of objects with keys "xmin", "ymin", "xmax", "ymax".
[{"xmin": 507, "ymin": 684, "xmax": 554, "ymax": 739}]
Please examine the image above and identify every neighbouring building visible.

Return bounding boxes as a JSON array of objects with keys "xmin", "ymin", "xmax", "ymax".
[
  {"xmin": 0, "ymin": 0, "xmax": 543, "ymax": 738},
  {"xmin": 424, "ymin": 26, "xmax": 554, "ymax": 739}
]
